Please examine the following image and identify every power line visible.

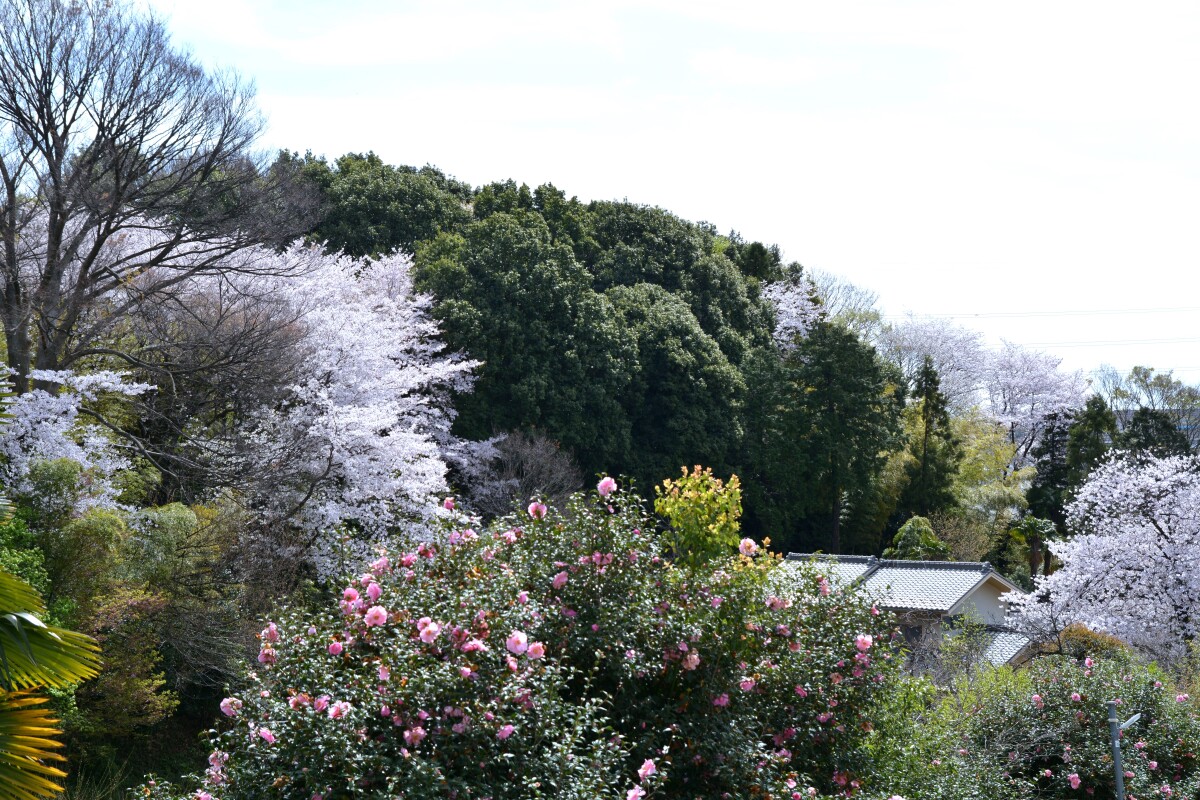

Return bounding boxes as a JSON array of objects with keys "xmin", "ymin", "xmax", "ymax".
[{"xmin": 883, "ymin": 306, "xmax": 1200, "ymax": 320}]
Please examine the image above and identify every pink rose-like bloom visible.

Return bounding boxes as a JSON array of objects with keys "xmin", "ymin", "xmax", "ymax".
[
  {"xmin": 1032, "ymin": 693, "xmax": 1044, "ymax": 709},
  {"xmin": 219, "ymin": 697, "xmax": 242, "ymax": 717},
  {"xmin": 364, "ymin": 605, "xmax": 388, "ymax": 627},
  {"xmin": 528, "ymin": 501, "xmax": 547, "ymax": 519},
  {"xmin": 378, "ymin": 665, "xmax": 390, "ymax": 681},
  {"xmin": 343, "ymin": 586, "xmax": 359, "ymax": 603},
  {"xmin": 1071, "ymin": 692, "xmax": 1082, "ymax": 702},
  {"xmin": 257, "ymin": 647, "xmax": 275, "ymax": 664},
  {"xmin": 597, "ymin": 476, "xmax": 618, "ymax": 497},
  {"xmin": 740, "ymin": 677, "xmax": 756, "ymax": 691},
  {"xmin": 818, "ymin": 577, "xmax": 831, "ymax": 596},
  {"xmin": 627, "ymin": 787, "xmax": 645, "ymax": 800},
  {"xmin": 682, "ymin": 652, "xmax": 700, "ymax": 671},
  {"xmin": 328, "ymin": 641, "xmax": 343, "ymax": 656},
  {"xmin": 328, "ymin": 701, "xmax": 352, "ymax": 719},
  {"xmin": 1149, "ymin": 761, "xmax": 1159, "ymax": 770},
  {"xmin": 1044, "ymin": 770, "xmax": 1053, "ymax": 778},
  {"xmin": 314, "ymin": 695, "xmax": 330, "ymax": 713},
  {"xmin": 517, "ymin": 590, "xmax": 529, "ymax": 604},
  {"xmin": 527, "ymin": 641, "xmax": 546, "ymax": 659},
  {"xmin": 1084, "ymin": 657, "xmax": 1094, "ymax": 668},
  {"xmin": 404, "ymin": 726, "xmax": 426, "ymax": 746},
  {"xmin": 713, "ymin": 693, "xmax": 730, "ymax": 707},
  {"xmin": 497, "ymin": 724, "xmax": 515, "ymax": 740},
  {"xmin": 855, "ymin": 634, "xmax": 873, "ymax": 652},
  {"xmin": 195, "ymin": 792, "xmax": 212, "ymax": 800},
  {"xmin": 638, "ymin": 759, "xmax": 656, "ymax": 781},
  {"xmin": 366, "ymin": 582, "xmax": 383, "ymax": 602},
  {"xmin": 506, "ymin": 631, "xmax": 529, "ymax": 655},
  {"xmin": 1177, "ymin": 694, "xmax": 1190, "ymax": 703},
  {"xmin": 738, "ymin": 538, "xmax": 757, "ymax": 556},
  {"xmin": 1068, "ymin": 774, "xmax": 1081, "ymax": 789},
  {"xmin": 418, "ymin": 618, "xmax": 441, "ymax": 644},
  {"xmin": 258, "ymin": 728, "xmax": 276, "ymax": 744},
  {"xmin": 261, "ymin": 622, "xmax": 280, "ymax": 643},
  {"xmin": 552, "ymin": 571, "xmax": 569, "ymax": 590},
  {"xmin": 443, "ymin": 496, "xmax": 455, "ymax": 510}
]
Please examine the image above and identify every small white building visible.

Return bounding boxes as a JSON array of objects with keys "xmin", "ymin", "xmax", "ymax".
[{"xmin": 784, "ymin": 554, "xmax": 1031, "ymax": 666}]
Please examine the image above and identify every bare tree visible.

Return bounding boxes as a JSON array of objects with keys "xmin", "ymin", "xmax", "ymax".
[{"xmin": 0, "ymin": 0, "xmax": 309, "ymax": 392}]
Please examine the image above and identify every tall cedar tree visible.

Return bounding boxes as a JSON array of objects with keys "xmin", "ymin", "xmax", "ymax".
[{"xmin": 897, "ymin": 356, "xmax": 961, "ymax": 517}]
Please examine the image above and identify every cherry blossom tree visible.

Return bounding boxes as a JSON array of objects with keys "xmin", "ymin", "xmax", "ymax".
[
  {"xmin": 981, "ymin": 341, "xmax": 1085, "ymax": 468},
  {"xmin": 875, "ymin": 314, "xmax": 988, "ymax": 410},
  {"xmin": 760, "ymin": 269, "xmax": 821, "ymax": 350},
  {"xmin": 1008, "ymin": 454, "xmax": 1200, "ymax": 662}
]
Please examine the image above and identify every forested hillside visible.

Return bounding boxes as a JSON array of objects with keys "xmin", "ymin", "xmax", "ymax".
[{"xmin": 3, "ymin": 2, "xmax": 1200, "ymax": 798}]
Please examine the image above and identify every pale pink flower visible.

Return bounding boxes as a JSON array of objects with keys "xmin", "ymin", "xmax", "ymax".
[
  {"xmin": 713, "ymin": 693, "xmax": 730, "ymax": 707},
  {"xmin": 1177, "ymin": 693, "xmax": 1190, "ymax": 703},
  {"xmin": 1032, "ymin": 693, "xmax": 1044, "ymax": 709},
  {"xmin": 328, "ymin": 701, "xmax": 351, "ymax": 719},
  {"xmin": 638, "ymin": 759, "xmax": 656, "ymax": 781},
  {"xmin": 739, "ymin": 677, "xmax": 756, "ymax": 691},
  {"xmin": 1150, "ymin": 761, "xmax": 1159, "ymax": 770},
  {"xmin": 528, "ymin": 501, "xmax": 547, "ymax": 519},
  {"xmin": 517, "ymin": 590, "xmax": 529, "ymax": 604},
  {"xmin": 818, "ymin": 577, "xmax": 831, "ymax": 596},
  {"xmin": 506, "ymin": 631, "xmax": 529, "ymax": 655},
  {"xmin": 855, "ymin": 634, "xmax": 873, "ymax": 652},
  {"xmin": 328, "ymin": 641, "xmax": 343, "ymax": 656},
  {"xmin": 552, "ymin": 571, "xmax": 569, "ymax": 590},
  {"xmin": 219, "ymin": 697, "xmax": 242, "ymax": 717},
  {"xmin": 404, "ymin": 726, "xmax": 426, "ymax": 746},
  {"xmin": 257, "ymin": 647, "xmax": 275, "ymax": 664},
  {"xmin": 367, "ymin": 582, "xmax": 383, "ymax": 602},
  {"xmin": 314, "ymin": 695, "xmax": 330, "ymax": 713},
  {"xmin": 597, "ymin": 476, "xmax": 617, "ymax": 497},
  {"xmin": 443, "ymin": 496, "xmax": 455, "ymax": 510},
  {"xmin": 527, "ymin": 641, "xmax": 546, "ymax": 659},
  {"xmin": 343, "ymin": 586, "xmax": 359, "ymax": 603},
  {"xmin": 1071, "ymin": 692, "xmax": 1082, "ymax": 702},
  {"xmin": 364, "ymin": 605, "xmax": 388, "ymax": 627},
  {"xmin": 258, "ymin": 728, "xmax": 276, "ymax": 744},
  {"xmin": 682, "ymin": 652, "xmax": 700, "ymax": 671},
  {"xmin": 627, "ymin": 787, "xmax": 645, "ymax": 800},
  {"xmin": 738, "ymin": 538, "xmax": 757, "ymax": 556},
  {"xmin": 418, "ymin": 618, "xmax": 441, "ymax": 643},
  {"xmin": 378, "ymin": 665, "xmax": 390, "ymax": 681},
  {"xmin": 1068, "ymin": 773, "xmax": 1081, "ymax": 789},
  {"xmin": 370, "ymin": 555, "xmax": 390, "ymax": 575},
  {"xmin": 195, "ymin": 792, "xmax": 212, "ymax": 800},
  {"xmin": 261, "ymin": 622, "xmax": 280, "ymax": 643},
  {"xmin": 497, "ymin": 724, "xmax": 515, "ymax": 740}
]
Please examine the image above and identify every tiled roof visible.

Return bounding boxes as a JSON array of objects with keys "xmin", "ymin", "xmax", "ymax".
[
  {"xmin": 982, "ymin": 629, "xmax": 1031, "ymax": 665},
  {"xmin": 785, "ymin": 554, "xmax": 1018, "ymax": 613}
]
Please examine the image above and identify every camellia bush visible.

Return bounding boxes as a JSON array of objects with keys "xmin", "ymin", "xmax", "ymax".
[
  {"xmin": 138, "ymin": 479, "xmax": 900, "ymax": 799},
  {"xmin": 876, "ymin": 652, "xmax": 1200, "ymax": 800}
]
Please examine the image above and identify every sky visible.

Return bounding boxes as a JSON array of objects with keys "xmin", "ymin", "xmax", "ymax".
[{"xmin": 148, "ymin": 0, "xmax": 1200, "ymax": 383}]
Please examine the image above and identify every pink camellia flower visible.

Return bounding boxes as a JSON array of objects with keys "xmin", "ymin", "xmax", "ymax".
[
  {"xmin": 418, "ymin": 618, "xmax": 441, "ymax": 643},
  {"xmin": 1177, "ymin": 693, "xmax": 1190, "ymax": 703},
  {"xmin": 343, "ymin": 586, "xmax": 359, "ymax": 603},
  {"xmin": 506, "ymin": 631, "xmax": 529, "ymax": 655},
  {"xmin": 1032, "ymin": 693, "xmax": 1044, "ymax": 709},
  {"xmin": 818, "ymin": 577, "xmax": 831, "ymax": 596},
  {"xmin": 328, "ymin": 701, "xmax": 352, "ymax": 719},
  {"xmin": 1068, "ymin": 774, "xmax": 1081, "ymax": 789},
  {"xmin": 328, "ymin": 641, "xmax": 343, "ymax": 656},
  {"xmin": 795, "ymin": 686, "xmax": 808, "ymax": 697},
  {"xmin": 855, "ymin": 634, "xmax": 873, "ymax": 652},
  {"xmin": 261, "ymin": 622, "xmax": 280, "ymax": 643},
  {"xmin": 314, "ymin": 695, "xmax": 330, "ymax": 713},
  {"xmin": 404, "ymin": 726, "xmax": 426, "ymax": 746},
  {"xmin": 1162, "ymin": 786, "xmax": 1174, "ymax": 797},
  {"xmin": 1084, "ymin": 657, "xmax": 1094, "ymax": 668},
  {"xmin": 364, "ymin": 605, "xmax": 388, "ymax": 627},
  {"xmin": 1043, "ymin": 770, "xmax": 1052, "ymax": 778},
  {"xmin": 378, "ymin": 665, "xmax": 390, "ymax": 682},
  {"xmin": 552, "ymin": 571, "xmax": 569, "ymax": 590},
  {"xmin": 366, "ymin": 582, "xmax": 383, "ymax": 602},
  {"xmin": 738, "ymin": 538, "xmax": 757, "ymax": 556},
  {"xmin": 740, "ymin": 677, "xmax": 756, "ymax": 692},
  {"xmin": 1149, "ymin": 761, "xmax": 1159, "ymax": 770},
  {"xmin": 195, "ymin": 792, "xmax": 212, "ymax": 800},
  {"xmin": 1070, "ymin": 692, "xmax": 1082, "ymax": 702},
  {"xmin": 682, "ymin": 652, "xmax": 700, "ymax": 671},
  {"xmin": 713, "ymin": 693, "xmax": 730, "ymax": 707},
  {"xmin": 258, "ymin": 728, "xmax": 276, "ymax": 744},
  {"xmin": 497, "ymin": 724, "xmax": 515, "ymax": 740},
  {"xmin": 219, "ymin": 697, "xmax": 242, "ymax": 717},
  {"xmin": 517, "ymin": 590, "xmax": 529, "ymax": 604},
  {"xmin": 527, "ymin": 641, "xmax": 546, "ymax": 659},
  {"xmin": 597, "ymin": 476, "xmax": 618, "ymax": 497},
  {"xmin": 370, "ymin": 555, "xmax": 390, "ymax": 575},
  {"xmin": 638, "ymin": 759, "xmax": 656, "ymax": 781},
  {"xmin": 257, "ymin": 647, "xmax": 276, "ymax": 664},
  {"xmin": 443, "ymin": 496, "xmax": 455, "ymax": 510},
  {"xmin": 527, "ymin": 501, "xmax": 547, "ymax": 519},
  {"xmin": 627, "ymin": 787, "xmax": 645, "ymax": 800}
]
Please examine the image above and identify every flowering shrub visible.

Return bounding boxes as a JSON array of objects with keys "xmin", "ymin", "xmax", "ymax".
[
  {"xmin": 139, "ymin": 481, "xmax": 899, "ymax": 799},
  {"xmin": 880, "ymin": 653, "xmax": 1200, "ymax": 800}
]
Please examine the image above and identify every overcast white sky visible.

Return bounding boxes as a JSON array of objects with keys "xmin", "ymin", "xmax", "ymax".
[{"xmin": 150, "ymin": 0, "xmax": 1200, "ymax": 382}]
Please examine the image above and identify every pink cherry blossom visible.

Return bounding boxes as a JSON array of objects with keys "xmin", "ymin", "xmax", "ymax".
[
  {"xmin": 364, "ymin": 605, "xmax": 388, "ymax": 626},
  {"xmin": 597, "ymin": 476, "xmax": 617, "ymax": 497},
  {"xmin": 506, "ymin": 631, "xmax": 529, "ymax": 654}
]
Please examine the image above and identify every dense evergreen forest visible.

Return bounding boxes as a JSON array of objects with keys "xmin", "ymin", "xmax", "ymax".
[{"xmin": 3, "ymin": 2, "xmax": 1200, "ymax": 798}]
